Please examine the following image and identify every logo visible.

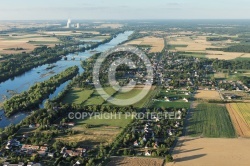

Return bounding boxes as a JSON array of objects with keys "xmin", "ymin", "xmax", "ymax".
[{"xmin": 93, "ymin": 45, "xmax": 153, "ymax": 106}]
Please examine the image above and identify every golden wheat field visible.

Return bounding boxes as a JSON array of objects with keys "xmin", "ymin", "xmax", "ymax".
[
  {"xmin": 226, "ymin": 103, "xmax": 250, "ymax": 137},
  {"xmin": 205, "ymin": 51, "xmax": 245, "ymax": 60},
  {"xmin": 125, "ymin": 36, "xmax": 164, "ymax": 53},
  {"xmin": 195, "ymin": 90, "xmax": 221, "ymax": 100}
]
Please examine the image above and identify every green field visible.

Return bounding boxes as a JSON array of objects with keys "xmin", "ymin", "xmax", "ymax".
[
  {"xmin": 84, "ymin": 90, "xmax": 105, "ymax": 105},
  {"xmin": 188, "ymin": 103, "xmax": 236, "ymax": 138},
  {"xmin": 76, "ymin": 113, "xmax": 132, "ymax": 128},
  {"xmin": 63, "ymin": 86, "xmax": 156, "ymax": 108},
  {"xmin": 133, "ymin": 88, "xmax": 157, "ymax": 108},
  {"xmin": 105, "ymin": 87, "xmax": 156, "ymax": 108},
  {"xmin": 63, "ymin": 88, "xmax": 93, "ymax": 104},
  {"xmin": 167, "ymin": 44, "xmax": 188, "ymax": 50},
  {"xmin": 113, "ymin": 89, "xmax": 143, "ymax": 99},
  {"xmin": 152, "ymin": 101, "xmax": 190, "ymax": 109},
  {"xmin": 63, "ymin": 87, "xmax": 116, "ymax": 105},
  {"xmin": 181, "ymin": 53, "xmax": 206, "ymax": 58}
]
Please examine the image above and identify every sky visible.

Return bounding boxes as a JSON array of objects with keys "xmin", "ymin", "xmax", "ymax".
[{"xmin": 0, "ymin": 0, "xmax": 250, "ymax": 20}]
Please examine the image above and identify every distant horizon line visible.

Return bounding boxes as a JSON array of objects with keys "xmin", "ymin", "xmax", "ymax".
[{"xmin": 1, "ymin": 18, "xmax": 250, "ymax": 21}]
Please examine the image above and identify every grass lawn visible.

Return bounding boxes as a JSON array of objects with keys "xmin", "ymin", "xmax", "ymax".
[
  {"xmin": 188, "ymin": 103, "xmax": 236, "ymax": 138},
  {"xmin": 100, "ymin": 87, "xmax": 117, "ymax": 96},
  {"xmin": 214, "ymin": 72, "xmax": 228, "ymax": 79},
  {"xmin": 84, "ymin": 90, "xmax": 105, "ymax": 105},
  {"xmin": 113, "ymin": 89, "xmax": 143, "ymax": 99},
  {"xmin": 133, "ymin": 87, "xmax": 157, "ymax": 108},
  {"xmin": 152, "ymin": 101, "xmax": 190, "ymax": 109},
  {"xmin": 62, "ymin": 88, "xmax": 93, "ymax": 104}
]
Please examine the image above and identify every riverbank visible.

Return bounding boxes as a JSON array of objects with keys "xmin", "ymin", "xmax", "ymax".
[{"xmin": 0, "ymin": 31, "xmax": 133, "ymax": 128}]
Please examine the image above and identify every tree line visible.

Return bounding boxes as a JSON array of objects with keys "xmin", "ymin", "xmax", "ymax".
[{"xmin": 3, "ymin": 66, "xmax": 79, "ymax": 117}]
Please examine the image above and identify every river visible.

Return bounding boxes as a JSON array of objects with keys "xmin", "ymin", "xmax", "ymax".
[{"xmin": 0, "ymin": 31, "xmax": 133, "ymax": 128}]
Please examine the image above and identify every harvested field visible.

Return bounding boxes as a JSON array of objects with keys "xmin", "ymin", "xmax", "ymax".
[
  {"xmin": 125, "ymin": 36, "xmax": 164, "ymax": 53},
  {"xmin": 107, "ymin": 157, "xmax": 164, "ymax": 166},
  {"xmin": 166, "ymin": 34, "xmax": 245, "ymax": 59},
  {"xmin": 0, "ymin": 33, "xmax": 59, "ymax": 54},
  {"xmin": 226, "ymin": 103, "xmax": 250, "ymax": 137},
  {"xmin": 171, "ymin": 137, "xmax": 250, "ymax": 166},
  {"xmin": 238, "ymin": 53, "xmax": 250, "ymax": 58},
  {"xmin": 205, "ymin": 51, "xmax": 244, "ymax": 60},
  {"xmin": 167, "ymin": 36, "xmax": 214, "ymax": 52},
  {"xmin": 195, "ymin": 90, "xmax": 221, "ymax": 100},
  {"xmin": 0, "ymin": 42, "xmax": 37, "ymax": 54}
]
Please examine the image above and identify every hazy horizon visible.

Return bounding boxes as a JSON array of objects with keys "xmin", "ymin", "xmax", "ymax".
[{"xmin": 1, "ymin": 0, "xmax": 250, "ymax": 20}]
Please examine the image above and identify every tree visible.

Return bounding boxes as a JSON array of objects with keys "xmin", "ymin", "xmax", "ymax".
[{"xmin": 166, "ymin": 154, "xmax": 174, "ymax": 162}]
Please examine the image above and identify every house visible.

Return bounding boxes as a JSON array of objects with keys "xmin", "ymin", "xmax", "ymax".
[
  {"xmin": 5, "ymin": 139, "xmax": 20, "ymax": 149},
  {"xmin": 27, "ymin": 162, "xmax": 41, "ymax": 166},
  {"xmin": 37, "ymin": 150, "xmax": 46, "ymax": 157},
  {"xmin": 29, "ymin": 124, "xmax": 36, "ymax": 128},
  {"xmin": 68, "ymin": 122, "xmax": 75, "ymax": 127},
  {"xmin": 154, "ymin": 142, "xmax": 158, "ymax": 149},
  {"xmin": 48, "ymin": 152, "xmax": 55, "ymax": 158},
  {"xmin": 165, "ymin": 97, "xmax": 170, "ymax": 102},
  {"xmin": 3, "ymin": 162, "xmax": 24, "ymax": 166},
  {"xmin": 40, "ymin": 146, "xmax": 48, "ymax": 152},
  {"xmin": 64, "ymin": 148, "xmax": 86, "ymax": 157},
  {"xmin": 183, "ymin": 98, "xmax": 189, "ymax": 102},
  {"xmin": 73, "ymin": 161, "xmax": 81, "ymax": 166},
  {"xmin": 134, "ymin": 140, "xmax": 139, "ymax": 147},
  {"xmin": 21, "ymin": 144, "xmax": 39, "ymax": 151},
  {"xmin": 175, "ymin": 121, "xmax": 180, "ymax": 128},
  {"xmin": 62, "ymin": 122, "xmax": 75, "ymax": 127},
  {"xmin": 145, "ymin": 150, "xmax": 151, "ymax": 156}
]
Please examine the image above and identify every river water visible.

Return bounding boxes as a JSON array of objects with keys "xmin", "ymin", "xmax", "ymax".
[{"xmin": 0, "ymin": 31, "xmax": 133, "ymax": 128}]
